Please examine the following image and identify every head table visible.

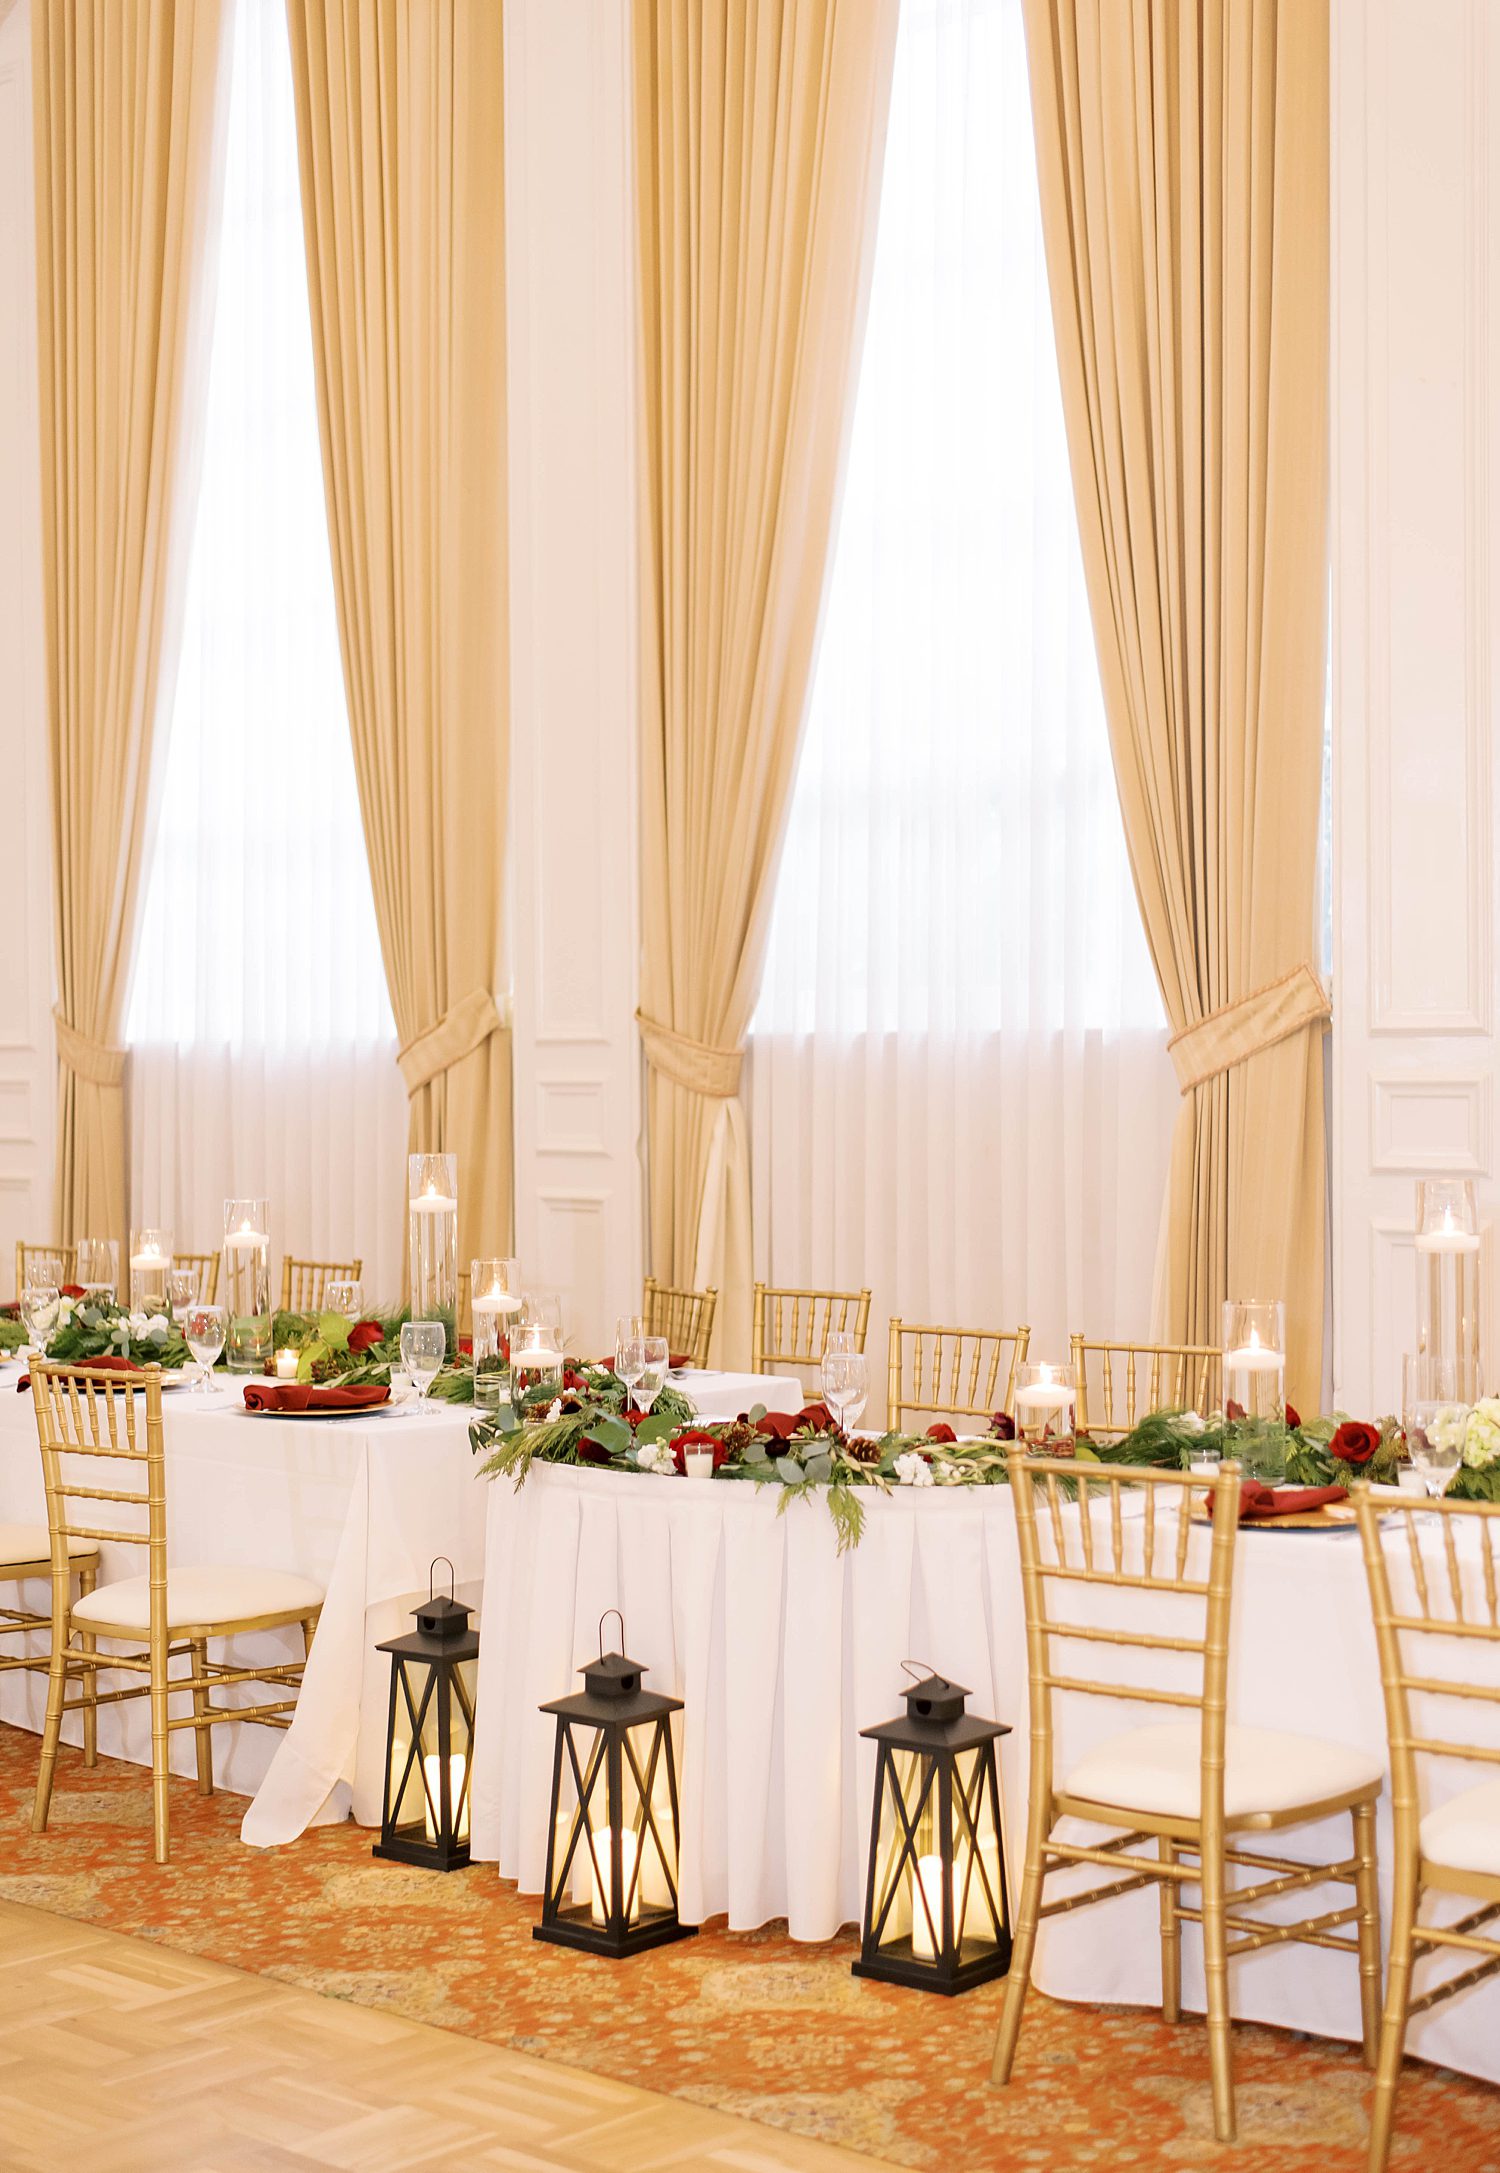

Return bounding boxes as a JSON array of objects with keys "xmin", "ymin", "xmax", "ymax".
[{"xmin": 2, "ymin": 1355, "xmax": 1496, "ymax": 2091}]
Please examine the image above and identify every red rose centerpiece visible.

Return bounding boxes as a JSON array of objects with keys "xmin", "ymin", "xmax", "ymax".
[{"xmin": 1329, "ymin": 1419, "xmax": 1381, "ymax": 1468}]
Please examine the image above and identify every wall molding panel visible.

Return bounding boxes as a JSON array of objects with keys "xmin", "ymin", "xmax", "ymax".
[{"xmin": 1333, "ymin": 0, "xmax": 1500, "ymax": 1410}]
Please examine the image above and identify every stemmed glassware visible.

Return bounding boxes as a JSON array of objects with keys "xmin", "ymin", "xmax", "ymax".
[
  {"xmin": 400, "ymin": 1320, "xmax": 447, "ymax": 1410},
  {"xmin": 632, "ymin": 1335, "xmax": 669, "ymax": 1416},
  {"xmin": 76, "ymin": 1239, "xmax": 119, "ymax": 1302},
  {"xmin": 20, "ymin": 1277, "xmax": 59, "ymax": 1355},
  {"xmin": 326, "ymin": 1279, "xmax": 364, "ymax": 1322},
  {"xmin": 184, "ymin": 1304, "xmax": 226, "ymax": 1392},
  {"xmin": 168, "ymin": 1267, "xmax": 200, "ymax": 1322},
  {"xmin": 821, "ymin": 1331, "xmax": 868, "ymax": 1434},
  {"xmin": 1402, "ymin": 1353, "xmax": 1466, "ymax": 1521},
  {"xmin": 616, "ymin": 1314, "xmax": 647, "ymax": 1396}
]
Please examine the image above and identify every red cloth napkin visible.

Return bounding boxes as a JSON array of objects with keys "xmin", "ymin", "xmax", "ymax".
[
  {"xmin": 242, "ymin": 1381, "xmax": 391, "ymax": 1413},
  {"xmin": 1232, "ymin": 1481, "xmax": 1349, "ymax": 1522},
  {"xmin": 16, "ymin": 1352, "xmax": 146, "ymax": 1394}
]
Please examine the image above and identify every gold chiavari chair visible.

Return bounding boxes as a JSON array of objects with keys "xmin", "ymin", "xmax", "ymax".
[
  {"xmin": 174, "ymin": 1251, "xmax": 221, "ymax": 1304},
  {"xmin": 0, "ymin": 1524, "xmax": 100, "ymax": 1762},
  {"xmin": 31, "ymin": 1361, "xmax": 324, "ymax": 1863},
  {"xmin": 1071, "ymin": 1335, "xmax": 1223, "ymax": 1440},
  {"xmin": 752, "ymin": 1284, "xmax": 871, "ymax": 1377},
  {"xmin": 1354, "ymin": 1488, "xmax": 1500, "ymax": 2170},
  {"xmin": 16, "ymin": 1241, "xmax": 75, "ymax": 1298},
  {"xmin": 279, "ymin": 1256, "xmax": 362, "ymax": 1312},
  {"xmin": 643, "ymin": 1278, "xmax": 718, "ymax": 1369},
  {"xmin": 994, "ymin": 1450, "xmax": 1384, "ymax": 2144},
  {"xmin": 888, "ymin": 1319, "xmax": 1030, "ymax": 1429}
]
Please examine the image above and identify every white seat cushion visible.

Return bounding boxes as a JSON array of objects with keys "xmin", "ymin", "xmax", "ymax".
[
  {"xmin": 1422, "ymin": 1780, "xmax": 1500, "ymax": 1876},
  {"xmin": 1064, "ymin": 1721, "xmax": 1382, "ymax": 1821},
  {"xmin": 72, "ymin": 1566, "xmax": 323, "ymax": 1635},
  {"xmin": 0, "ymin": 1521, "xmax": 96, "ymax": 1568}
]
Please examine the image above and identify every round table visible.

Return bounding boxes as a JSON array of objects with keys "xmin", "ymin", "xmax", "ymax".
[{"xmin": 470, "ymin": 1460, "xmax": 1500, "ymax": 2087}]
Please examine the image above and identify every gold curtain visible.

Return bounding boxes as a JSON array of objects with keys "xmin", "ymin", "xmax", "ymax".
[
  {"xmin": 634, "ymin": 0, "xmax": 899, "ymax": 1364},
  {"xmin": 284, "ymin": 0, "xmax": 511, "ymax": 1266},
  {"xmin": 1021, "ymin": 0, "xmax": 1331, "ymax": 1408},
  {"xmin": 32, "ymin": 0, "xmax": 229, "ymax": 1249}
]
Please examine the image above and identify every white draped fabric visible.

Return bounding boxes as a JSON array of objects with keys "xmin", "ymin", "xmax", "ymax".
[
  {"xmin": 749, "ymin": 0, "xmax": 1176, "ymax": 1400},
  {"xmin": 125, "ymin": 0, "xmax": 406, "ymax": 1295}
]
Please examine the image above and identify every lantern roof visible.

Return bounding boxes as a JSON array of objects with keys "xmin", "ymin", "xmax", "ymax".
[
  {"xmin": 376, "ymin": 1619, "xmax": 480, "ymax": 1663},
  {"xmin": 860, "ymin": 1669, "xmax": 1010, "ymax": 1750},
  {"xmin": 415, "ymin": 1590, "xmax": 472, "ymax": 1641},
  {"xmin": 541, "ymin": 1644, "xmax": 682, "ymax": 1725}
]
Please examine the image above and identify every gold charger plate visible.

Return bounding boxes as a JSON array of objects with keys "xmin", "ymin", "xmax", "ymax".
[{"xmin": 1190, "ymin": 1500, "xmax": 1359, "ymax": 1532}]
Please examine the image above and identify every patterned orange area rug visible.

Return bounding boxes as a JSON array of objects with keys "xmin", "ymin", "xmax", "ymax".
[{"xmin": 1, "ymin": 1724, "xmax": 1497, "ymax": 2172}]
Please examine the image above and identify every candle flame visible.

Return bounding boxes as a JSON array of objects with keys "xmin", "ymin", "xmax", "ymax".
[
  {"xmin": 1444, "ymin": 1207, "xmax": 1455, "ymax": 1235},
  {"xmin": 1040, "ymin": 1362, "xmax": 1053, "ymax": 1386},
  {"xmin": 1249, "ymin": 1327, "xmax": 1260, "ymax": 1353}
]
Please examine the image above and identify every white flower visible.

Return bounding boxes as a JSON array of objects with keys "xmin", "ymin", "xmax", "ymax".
[
  {"xmin": 635, "ymin": 1441, "xmax": 675, "ymax": 1476},
  {"xmin": 894, "ymin": 1450, "xmax": 934, "ymax": 1488},
  {"xmin": 144, "ymin": 1314, "xmax": 170, "ymax": 1343},
  {"xmin": 127, "ymin": 1310, "xmax": 150, "ymax": 1338},
  {"xmin": 56, "ymin": 1297, "xmax": 75, "ymax": 1325},
  {"xmin": 1179, "ymin": 1411, "xmax": 1206, "ymax": 1435},
  {"xmin": 545, "ymin": 1398, "xmax": 563, "ymax": 1423},
  {"xmin": 1462, "ymin": 1399, "xmax": 1500, "ymax": 1468},
  {"xmin": 1429, "ymin": 1405, "xmax": 1470, "ymax": 1457}
]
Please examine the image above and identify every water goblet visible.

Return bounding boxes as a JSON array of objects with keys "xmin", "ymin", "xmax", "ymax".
[
  {"xmin": 325, "ymin": 1279, "xmax": 364, "ymax": 1322},
  {"xmin": 400, "ymin": 1321, "xmax": 448, "ymax": 1410},
  {"xmin": 168, "ymin": 1266, "xmax": 200, "ymax": 1322},
  {"xmin": 1402, "ymin": 1353, "xmax": 1466, "ymax": 1522},
  {"xmin": 184, "ymin": 1304, "xmax": 226, "ymax": 1392},
  {"xmin": 634, "ymin": 1335, "xmax": 669, "ymax": 1416},
  {"xmin": 821, "ymin": 1341, "xmax": 868, "ymax": 1434}
]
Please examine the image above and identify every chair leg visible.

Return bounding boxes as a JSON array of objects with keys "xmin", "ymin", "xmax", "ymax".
[
  {"xmin": 189, "ymin": 1637, "xmax": 214, "ymax": 1796},
  {"xmin": 1369, "ymin": 1845, "xmax": 1419, "ymax": 2173},
  {"xmin": 300, "ymin": 1614, "xmax": 317, "ymax": 1668},
  {"xmin": 78, "ymin": 1565, "xmax": 98, "ymax": 1769},
  {"xmin": 31, "ymin": 1616, "xmax": 70, "ymax": 1835},
  {"xmin": 991, "ymin": 1846, "xmax": 1046, "ymax": 2084},
  {"xmin": 1159, "ymin": 1834, "xmax": 1181, "ymax": 2023},
  {"xmin": 150, "ymin": 1642, "xmax": 172, "ymax": 1865},
  {"xmin": 1352, "ymin": 1800, "xmax": 1382, "ymax": 2070},
  {"xmin": 1200, "ymin": 1821, "xmax": 1236, "ymax": 2144}
]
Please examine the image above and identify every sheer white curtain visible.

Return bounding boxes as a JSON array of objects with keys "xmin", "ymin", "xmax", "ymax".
[
  {"xmin": 749, "ymin": 0, "xmax": 1178, "ymax": 1408},
  {"xmin": 126, "ymin": 0, "xmax": 407, "ymax": 1297}
]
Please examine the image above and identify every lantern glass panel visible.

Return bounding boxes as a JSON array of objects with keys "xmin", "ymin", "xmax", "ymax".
[
  {"xmin": 548, "ymin": 1715, "xmax": 681, "ymax": 1930},
  {"xmin": 870, "ymin": 1744, "xmax": 1006, "ymax": 1967},
  {"xmin": 386, "ymin": 1652, "xmax": 477, "ymax": 1847}
]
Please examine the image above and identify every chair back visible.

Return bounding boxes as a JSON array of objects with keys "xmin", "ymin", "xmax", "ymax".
[
  {"xmin": 888, "ymin": 1319, "xmax": 1030, "ymax": 1428},
  {"xmin": 279, "ymin": 1256, "xmax": 362, "ymax": 1312},
  {"xmin": 643, "ymin": 1279, "xmax": 718, "ymax": 1368},
  {"xmin": 1071, "ymin": 1335, "xmax": 1222, "ymax": 1440},
  {"xmin": 175, "ymin": 1251, "xmax": 221, "ymax": 1304},
  {"xmin": 1354, "ymin": 1489, "xmax": 1500, "ymax": 1842},
  {"xmin": 31, "ymin": 1362, "xmax": 166, "ymax": 1632},
  {"xmin": 16, "ymin": 1242, "xmax": 76, "ymax": 1299},
  {"xmin": 1007, "ymin": 1448, "xmax": 1242, "ymax": 1809},
  {"xmin": 752, "ymin": 1283, "xmax": 871, "ymax": 1374}
]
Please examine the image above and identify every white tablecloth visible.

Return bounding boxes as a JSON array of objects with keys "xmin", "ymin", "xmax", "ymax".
[
  {"xmin": 0, "ymin": 1375, "xmax": 486, "ymax": 1846},
  {"xmin": 470, "ymin": 1464, "xmax": 1500, "ymax": 2086},
  {"xmin": 676, "ymin": 1369, "xmax": 804, "ymax": 1420}
]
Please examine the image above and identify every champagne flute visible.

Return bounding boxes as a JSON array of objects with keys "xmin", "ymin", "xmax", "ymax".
[
  {"xmin": 184, "ymin": 1304, "xmax": 226, "ymax": 1392},
  {"xmin": 616, "ymin": 1313, "xmax": 646, "ymax": 1376},
  {"xmin": 21, "ymin": 1279, "xmax": 60, "ymax": 1356},
  {"xmin": 821, "ymin": 1336, "xmax": 868, "ymax": 1434},
  {"xmin": 400, "ymin": 1321, "xmax": 447, "ymax": 1410},
  {"xmin": 634, "ymin": 1335, "xmax": 669, "ymax": 1416}
]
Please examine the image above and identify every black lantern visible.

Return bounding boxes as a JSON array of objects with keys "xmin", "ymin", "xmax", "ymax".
[
  {"xmin": 534, "ymin": 1611, "xmax": 695, "ymax": 1958},
  {"xmin": 372, "ymin": 1558, "xmax": 478, "ymax": 1872},
  {"xmin": 852, "ymin": 1663, "xmax": 1012, "ymax": 1993}
]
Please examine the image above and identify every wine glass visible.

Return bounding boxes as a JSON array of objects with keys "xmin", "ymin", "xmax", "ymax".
[
  {"xmin": 325, "ymin": 1278, "xmax": 364, "ymax": 1321},
  {"xmin": 184, "ymin": 1304, "xmax": 226, "ymax": 1392},
  {"xmin": 400, "ymin": 1321, "xmax": 447, "ymax": 1408},
  {"xmin": 1402, "ymin": 1353, "xmax": 1466, "ymax": 1519},
  {"xmin": 634, "ymin": 1335, "xmax": 669, "ymax": 1416},
  {"xmin": 76, "ymin": 1238, "xmax": 119, "ymax": 1302},
  {"xmin": 821, "ymin": 1337, "xmax": 868, "ymax": 1434},
  {"xmin": 168, "ymin": 1266, "xmax": 200, "ymax": 1321},
  {"xmin": 21, "ymin": 1280, "xmax": 60, "ymax": 1355},
  {"xmin": 616, "ymin": 1312, "xmax": 646, "ymax": 1373}
]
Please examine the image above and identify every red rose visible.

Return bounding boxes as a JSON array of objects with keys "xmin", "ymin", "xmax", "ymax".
[
  {"xmin": 1285, "ymin": 1403, "xmax": 1302, "ymax": 1430},
  {"xmin": 625, "ymin": 1408, "xmax": 648, "ymax": 1431},
  {"xmin": 563, "ymin": 1367, "xmax": 591, "ymax": 1390},
  {"xmin": 1226, "ymin": 1399, "xmax": 1246, "ymax": 1422},
  {"xmin": 926, "ymin": 1422, "xmax": 957, "ymax": 1444},
  {"xmin": 348, "ymin": 1321, "xmax": 384, "ymax": 1354},
  {"xmin": 578, "ymin": 1436, "xmax": 613, "ymax": 1464},
  {"xmin": 1330, "ymin": 1419, "xmax": 1381, "ymax": 1467},
  {"xmin": 458, "ymin": 1334, "xmax": 473, "ymax": 1356},
  {"xmin": 990, "ymin": 1412, "xmax": 1016, "ymax": 1442},
  {"xmin": 60, "ymin": 1283, "xmax": 85, "ymax": 1300}
]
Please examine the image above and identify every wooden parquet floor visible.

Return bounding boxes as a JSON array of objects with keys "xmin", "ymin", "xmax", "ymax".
[{"xmin": 0, "ymin": 1900, "xmax": 873, "ymax": 2173}]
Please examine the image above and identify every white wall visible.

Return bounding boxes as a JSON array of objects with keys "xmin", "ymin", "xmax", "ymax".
[
  {"xmin": 1331, "ymin": 0, "xmax": 1500, "ymax": 1411},
  {"xmin": 0, "ymin": 0, "xmax": 57, "ymax": 1278},
  {"xmin": 504, "ymin": 0, "xmax": 644, "ymax": 1358}
]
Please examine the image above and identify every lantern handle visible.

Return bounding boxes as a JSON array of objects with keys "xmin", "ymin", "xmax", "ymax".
[
  {"xmin": 901, "ymin": 1658, "xmax": 938, "ymax": 1687},
  {"xmin": 429, "ymin": 1557, "xmax": 457, "ymax": 1604},
  {"xmin": 599, "ymin": 1607, "xmax": 625, "ymax": 1659}
]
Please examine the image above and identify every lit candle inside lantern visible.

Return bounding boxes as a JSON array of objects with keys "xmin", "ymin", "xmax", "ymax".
[
  {"xmin": 911, "ymin": 1853, "xmax": 947, "ymax": 1960},
  {"xmin": 907, "ymin": 1837, "xmax": 1003, "ymax": 1957},
  {"xmin": 422, "ymin": 1751, "xmax": 469, "ymax": 1842},
  {"xmin": 1416, "ymin": 1206, "xmax": 1482, "ymax": 1256},
  {"xmin": 590, "ymin": 1824, "xmax": 641, "ymax": 1925},
  {"xmin": 224, "ymin": 1218, "xmax": 268, "ymax": 1250},
  {"xmin": 409, "ymin": 1181, "xmax": 459, "ymax": 1214},
  {"xmin": 1223, "ymin": 1326, "xmax": 1283, "ymax": 1372},
  {"xmin": 274, "ymin": 1348, "xmax": 299, "ymax": 1381}
]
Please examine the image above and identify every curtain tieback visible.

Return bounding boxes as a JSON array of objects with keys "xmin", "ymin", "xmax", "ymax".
[
  {"xmin": 53, "ymin": 1008, "xmax": 126, "ymax": 1091},
  {"xmin": 398, "ymin": 987, "xmax": 507, "ymax": 1098},
  {"xmin": 636, "ymin": 1011, "xmax": 743, "ymax": 1100},
  {"xmin": 1167, "ymin": 964, "xmax": 1331, "ymax": 1095}
]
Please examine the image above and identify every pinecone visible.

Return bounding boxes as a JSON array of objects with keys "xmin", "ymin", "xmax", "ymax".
[
  {"xmin": 720, "ymin": 1419, "xmax": 758, "ymax": 1460},
  {"xmin": 842, "ymin": 1433, "xmax": 882, "ymax": 1465}
]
